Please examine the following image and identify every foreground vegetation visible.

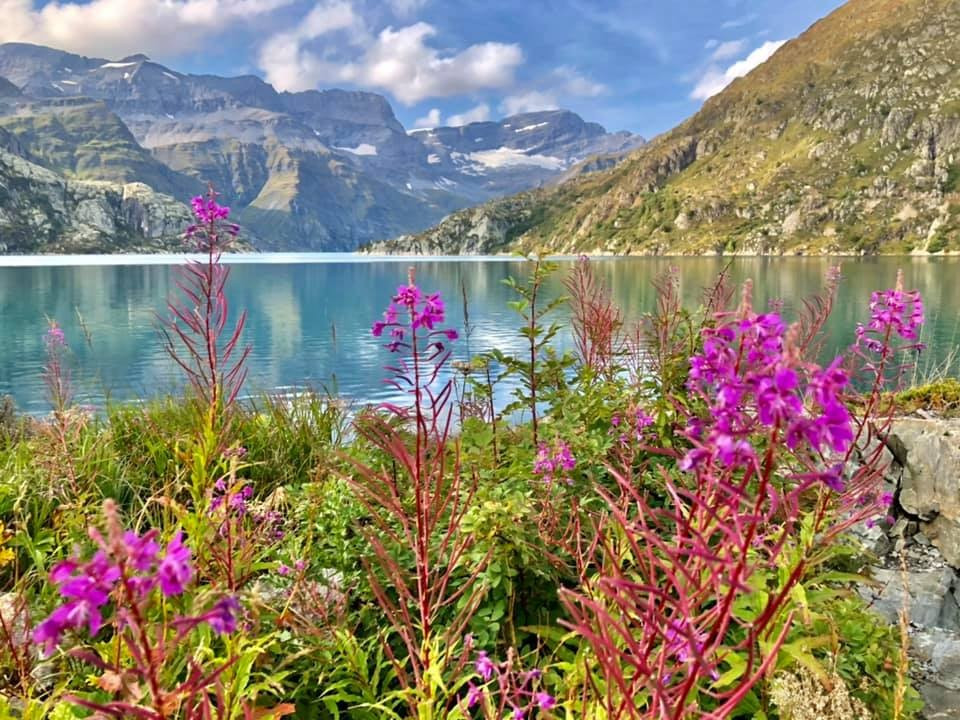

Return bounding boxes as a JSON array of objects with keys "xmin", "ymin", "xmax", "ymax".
[{"xmin": 0, "ymin": 191, "xmax": 932, "ymax": 718}]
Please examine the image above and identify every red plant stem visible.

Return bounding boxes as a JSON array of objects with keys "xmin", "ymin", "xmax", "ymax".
[
  {"xmin": 410, "ymin": 307, "xmax": 433, "ymax": 669},
  {"xmin": 529, "ymin": 270, "xmax": 539, "ymax": 444},
  {"xmin": 204, "ymin": 235, "xmax": 220, "ymax": 426},
  {"xmin": 118, "ymin": 563, "xmax": 167, "ymax": 720}
]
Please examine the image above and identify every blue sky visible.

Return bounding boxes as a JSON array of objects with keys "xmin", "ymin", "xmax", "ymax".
[{"xmin": 5, "ymin": 0, "xmax": 845, "ymax": 136}]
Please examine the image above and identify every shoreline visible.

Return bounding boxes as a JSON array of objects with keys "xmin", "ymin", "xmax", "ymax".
[{"xmin": 0, "ymin": 250, "xmax": 959, "ymax": 267}]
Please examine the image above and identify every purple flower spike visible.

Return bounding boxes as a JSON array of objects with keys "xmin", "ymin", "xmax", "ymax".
[
  {"xmin": 205, "ymin": 596, "xmax": 240, "ymax": 635},
  {"xmin": 475, "ymin": 650, "xmax": 495, "ymax": 680},
  {"xmin": 157, "ymin": 532, "xmax": 193, "ymax": 597},
  {"xmin": 535, "ymin": 691, "xmax": 556, "ymax": 710}
]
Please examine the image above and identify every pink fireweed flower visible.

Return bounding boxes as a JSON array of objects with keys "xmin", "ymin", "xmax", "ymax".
[
  {"xmin": 855, "ymin": 271, "xmax": 925, "ymax": 361},
  {"xmin": 533, "ymin": 441, "xmax": 576, "ymax": 485},
  {"xmin": 466, "ymin": 683, "xmax": 483, "ymax": 708},
  {"xmin": 664, "ymin": 618, "xmax": 708, "ymax": 664},
  {"xmin": 190, "ymin": 194, "xmax": 231, "ymax": 225},
  {"xmin": 475, "ymin": 650, "xmax": 495, "ymax": 681},
  {"xmin": 157, "ymin": 532, "xmax": 192, "ymax": 597},
  {"xmin": 610, "ymin": 407, "xmax": 655, "ymax": 447},
  {"xmin": 34, "ymin": 523, "xmax": 206, "ymax": 655},
  {"xmin": 204, "ymin": 596, "xmax": 240, "ymax": 635},
  {"xmin": 535, "ymin": 692, "xmax": 556, "ymax": 710},
  {"xmin": 44, "ymin": 323, "xmax": 66, "ymax": 348},
  {"xmin": 371, "ymin": 281, "xmax": 457, "ymax": 355},
  {"xmin": 682, "ymin": 290, "xmax": 854, "ymax": 487}
]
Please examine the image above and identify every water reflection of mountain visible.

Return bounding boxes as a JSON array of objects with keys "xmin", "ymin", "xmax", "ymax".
[{"xmin": 1, "ymin": 257, "xmax": 957, "ymax": 414}]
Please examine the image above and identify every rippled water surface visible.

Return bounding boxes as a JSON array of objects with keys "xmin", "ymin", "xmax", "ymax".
[{"xmin": 1, "ymin": 254, "xmax": 958, "ymax": 414}]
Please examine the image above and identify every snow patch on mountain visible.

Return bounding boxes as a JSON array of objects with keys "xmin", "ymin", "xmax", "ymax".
[
  {"xmin": 462, "ymin": 147, "xmax": 566, "ymax": 170},
  {"xmin": 333, "ymin": 143, "xmax": 378, "ymax": 156}
]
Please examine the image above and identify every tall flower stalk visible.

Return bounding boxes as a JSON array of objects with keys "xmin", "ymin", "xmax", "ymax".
[
  {"xmin": 160, "ymin": 184, "xmax": 249, "ymax": 460},
  {"xmin": 561, "ymin": 275, "xmax": 914, "ymax": 719},
  {"xmin": 347, "ymin": 268, "xmax": 487, "ymax": 712}
]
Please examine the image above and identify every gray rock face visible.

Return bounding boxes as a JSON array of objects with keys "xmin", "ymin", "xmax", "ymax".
[
  {"xmin": 856, "ymin": 417, "xmax": 960, "ymax": 720},
  {"xmin": 0, "ymin": 147, "xmax": 191, "ymax": 252},
  {"xmin": 0, "ymin": 42, "xmax": 644, "ymax": 251},
  {"xmin": 863, "ymin": 565, "xmax": 959, "ymax": 628},
  {"xmin": 891, "ymin": 418, "xmax": 960, "ymax": 566}
]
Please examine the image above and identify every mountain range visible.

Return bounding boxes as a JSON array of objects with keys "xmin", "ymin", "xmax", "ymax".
[
  {"xmin": 0, "ymin": 42, "xmax": 643, "ymax": 253},
  {"xmin": 370, "ymin": 0, "xmax": 960, "ymax": 256}
]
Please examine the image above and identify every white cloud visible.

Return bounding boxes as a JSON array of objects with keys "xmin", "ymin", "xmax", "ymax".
[
  {"xmin": 447, "ymin": 103, "xmax": 490, "ymax": 126},
  {"xmin": 497, "ymin": 66, "xmax": 603, "ymax": 118},
  {"xmin": 386, "ymin": 0, "xmax": 428, "ymax": 16},
  {"xmin": 258, "ymin": 4, "xmax": 523, "ymax": 104},
  {"xmin": 720, "ymin": 12, "xmax": 758, "ymax": 30},
  {"xmin": 704, "ymin": 38, "xmax": 719, "ymax": 50},
  {"xmin": 413, "ymin": 107, "xmax": 442, "ymax": 128},
  {"xmin": 500, "ymin": 90, "xmax": 560, "ymax": 116},
  {"xmin": 551, "ymin": 66, "xmax": 606, "ymax": 97},
  {"xmin": 690, "ymin": 39, "xmax": 786, "ymax": 101},
  {"xmin": 709, "ymin": 39, "xmax": 746, "ymax": 61},
  {"xmin": 0, "ymin": 0, "xmax": 292, "ymax": 58}
]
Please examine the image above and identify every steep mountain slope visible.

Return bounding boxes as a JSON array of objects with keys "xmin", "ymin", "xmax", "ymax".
[
  {"xmin": 0, "ymin": 43, "xmax": 642, "ymax": 250},
  {"xmin": 0, "ymin": 97, "xmax": 200, "ymax": 199},
  {"xmin": 0, "ymin": 142, "xmax": 192, "ymax": 253},
  {"xmin": 371, "ymin": 0, "xmax": 960, "ymax": 256}
]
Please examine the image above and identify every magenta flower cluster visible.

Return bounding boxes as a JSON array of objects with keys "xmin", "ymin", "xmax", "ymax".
[
  {"xmin": 533, "ymin": 441, "xmax": 577, "ymax": 485},
  {"xmin": 682, "ymin": 303, "xmax": 854, "ymax": 480},
  {"xmin": 33, "ymin": 529, "xmax": 200, "ymax": 654},
  {"xmin": 33, "ymin": 525, "xmax": 238, "ymax": 656},
  {"xmin": 856, "ymin": 271, "xmax": 925, "ymax": 354},
  {"xmin": 185, "ymin": 188, "xmax": 240, "ymax": 240},
  {"xmin": 210, "ymin": 478, "xmax": 254, "ymax": 515},
  {"xmin": 466, "ymin": 649, "xmax": 556, "ymax": 718},
  {"xmin": 663, "ymin": 619, "xmax": 718, "ymax": 684},
  {"xmin": 44, "ymin": 323, "xmax": 66, "ymax": 349},
  {"xmin": 610, "ymin": 406, "xmax": 655, "ymax": 446},
  {"xmin": 210, "ymin": 479, "xmax": 284, "ymax": 540},
  {"xmin": 372, "ymin": 282, "xmax": 458, "ymax": 352}
]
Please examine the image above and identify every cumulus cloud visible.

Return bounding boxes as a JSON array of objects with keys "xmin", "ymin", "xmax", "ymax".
[
  {"xmin": 551, "ymin": 66, "xmax": 606, "ymax": 97},
  {"xmin": 0, "ymin": 0, "xmax": 292, "ymax": 58},
  {"xmin": 413, "ymin": 107, "xmax": 441, "ymax": 128},
  {"xmin": 498, "ymin": 66, "xmax": 604, "ymax": 117},
  {"xmin": 720, "ymin": 12, "xmax": 758, "ymax": 30},
  {"xmin": 690, "ymin": 39, "xmax": 786, "ymax": 101},
  {"xmin": 500, "ymin": 90, "xmax": 560, "ymax": 116},
  {"xmin": 446, "ymin": 103, "xmax": 490, "ymax": 126},
  {"xmin": 709, "ymin": 39, "xmax": 746, "ymax": 61},
  {"xmin": 258, "ymin": 2, "xmax": 523, "ymax": 104}
]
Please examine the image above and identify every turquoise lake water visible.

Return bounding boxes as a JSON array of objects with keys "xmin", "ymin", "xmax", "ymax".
[{"xmin": 0, "ymin": 254, "xmax": 957, "ymax": 415}]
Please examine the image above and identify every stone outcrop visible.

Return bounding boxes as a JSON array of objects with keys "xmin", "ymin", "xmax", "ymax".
[
  {"xmin": 857, "ymin": 417, "xmax": 960, "ymax": 719},
  {"xmin": 0, "ymin": 146, "xmax": 192, "ymax": 253}
]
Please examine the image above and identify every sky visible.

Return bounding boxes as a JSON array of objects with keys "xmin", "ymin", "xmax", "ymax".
[{"xmin": 0, "ymin": 0, "xmax": 846, "ymax": 137}]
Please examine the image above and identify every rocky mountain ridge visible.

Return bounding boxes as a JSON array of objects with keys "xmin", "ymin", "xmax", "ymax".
[
  {"xmin": 0, "ymin": 42, "xmax": 643, "ymax": 252},
  {"xmin": 369, "ymin": 0, "xmax": 960, "ymax": 256}
]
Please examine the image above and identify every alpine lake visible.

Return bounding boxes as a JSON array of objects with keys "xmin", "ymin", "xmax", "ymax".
[{"xmin": 1, "ymin": 254, "xmax": 957, "ymax": 415}]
